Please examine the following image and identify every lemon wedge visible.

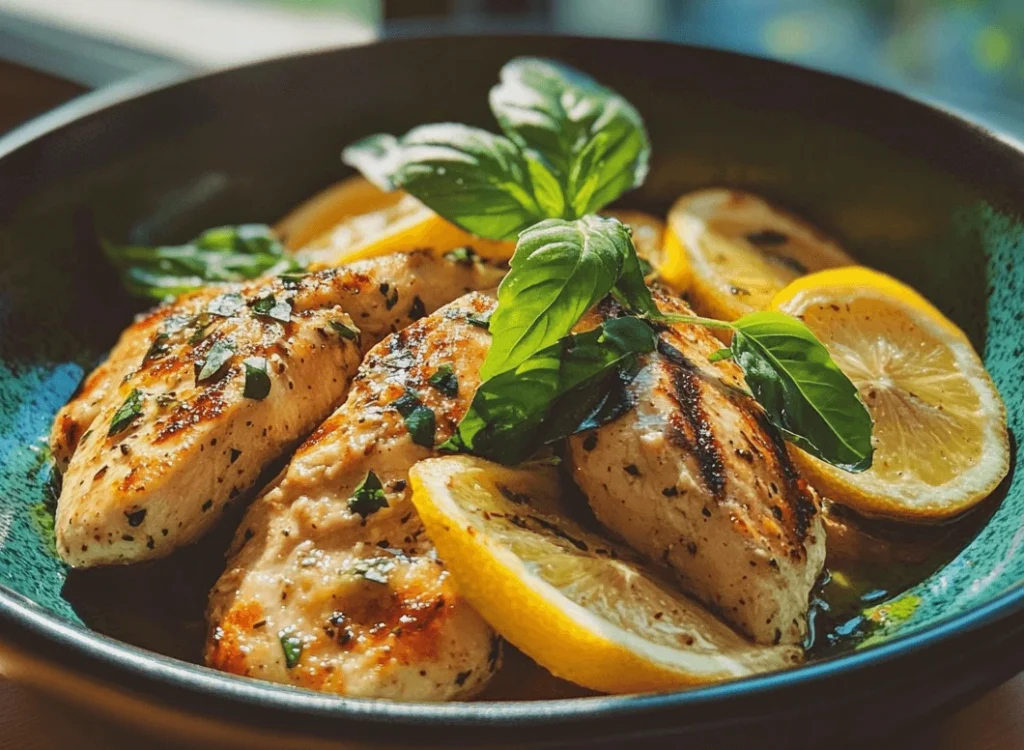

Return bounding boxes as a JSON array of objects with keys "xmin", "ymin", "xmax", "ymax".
[
  {"xmin": 668, "ymin": 189, "xmax": 854, "ymax": 320},
  {"xmin": 409, "ymin": 455, "xmax": 801, "ymax": 693},
  {"xmin": 275, "ymin": 176, "xmax": 515, "ymax": 268},
  {"xmin": 772, "ymin": 267, "xmax": 1009, "ymax": 521}
]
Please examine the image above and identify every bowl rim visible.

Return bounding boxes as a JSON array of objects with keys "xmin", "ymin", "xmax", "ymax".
[{"xmin": 1, "ymin": 32, "xmax": 1023, "ymax": 735}]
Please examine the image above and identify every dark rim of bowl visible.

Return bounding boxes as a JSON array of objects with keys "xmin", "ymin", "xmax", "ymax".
[{"xmin": 0, "ymin": 33, "xmax": 1022, "ymax": 734}]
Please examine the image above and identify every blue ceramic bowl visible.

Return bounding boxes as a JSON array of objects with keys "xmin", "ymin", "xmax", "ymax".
[{"xmin": 0, "ymin": 36, "xmax": 1022, "ymax": 748}]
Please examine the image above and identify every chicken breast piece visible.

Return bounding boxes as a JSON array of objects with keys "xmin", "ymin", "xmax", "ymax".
[
  {"xmin": 568, "ymin": 291, "xmax": 825, "ymax": 646},
  {"xmin": 55, "ymin": 251, "xmax": 503, "ymax": 567},
  {"xmin": 206, "ymin": 293, "xmax": 500, "ymax": 700}
]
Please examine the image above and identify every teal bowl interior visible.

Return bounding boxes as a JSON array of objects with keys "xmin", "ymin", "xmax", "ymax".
[{"xmin": 0, "ymin": 35, "xmax": 1023, "ymax": 745}]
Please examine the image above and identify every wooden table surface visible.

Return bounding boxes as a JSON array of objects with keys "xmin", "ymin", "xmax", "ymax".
[{"xmin": 2, "ymin": 51, "xmax": 1023, "ymax": 750}]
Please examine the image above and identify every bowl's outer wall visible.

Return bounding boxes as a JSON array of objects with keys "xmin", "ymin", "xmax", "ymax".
[{"xmin": 0, "ymin": 35, "xmax": 1023, "ymax": 746}]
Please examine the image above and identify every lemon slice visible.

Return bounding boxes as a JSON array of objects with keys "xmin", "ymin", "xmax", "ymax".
[
  {"xmin": 276, "ymin": 177, "xmax": 515, "ymax": 268},
  {"xmin": 668, "ymin": 189, "xmax": 855, "ymax": 320},
  {"xmin": 409, "ymin": 455, "xmax": 801, "ymax": 693},
  {"xmin": 772, "ymin": 267, "xmax": 1009, "ymax": 521}
]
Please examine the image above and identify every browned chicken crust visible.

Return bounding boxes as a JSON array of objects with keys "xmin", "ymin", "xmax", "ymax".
[{"xmin": 206, "ymin": 293, "xmax": 500, "ymax": 700}]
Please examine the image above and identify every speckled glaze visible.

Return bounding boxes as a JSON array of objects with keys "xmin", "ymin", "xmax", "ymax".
[{"xmin": 0, "ymin": 36, "xmax": 1022, "ymax": 748}]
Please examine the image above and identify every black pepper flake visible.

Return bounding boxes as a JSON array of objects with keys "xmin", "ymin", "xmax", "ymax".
[
  {"xmin": 125, "ymin": 508, "xmax": 147, "ymax": 527},
  {"xmin": 121, "ymin": 534, "xmax": 134, "ymax": 542},
  {"xmin": 702, "ymin": 507, "xmax": 712, "ymax": 518},
  {"xmin": 454, "ymin": 670, "xmax": 472, "ymax": 686},
  {"xmin": 146, "ymin": 536, "xmax": 155, "ymax": 550},
  {"xmin": 624, "ymin": 464, "xmax": 640, "ymax": 476},
  {"xmin": 409, "ymin": 295, "xmax": 426, "ymax": 320},
  {"xmin": 662, "ymin": 486, "xmax": 678, "ymax": 497},
  {"xmin": 582, "ymin": 434, "xmax": 597, "ymax": 451},
  {"xmin": 230, "ymin": 448, "xmax": 242, "ymax": 463},
  {"xmin": 202, "ymin": 499, "xmax": 213, "ymax": 512}
]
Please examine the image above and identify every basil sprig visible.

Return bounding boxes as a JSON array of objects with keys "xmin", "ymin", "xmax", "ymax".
[
  {"xmin": 351, "ymin": 56, "xmax": 872, "ymax": 472},
  {"xmin": 489, "ymin": 58, "xmax": 650, "ymax": 220},
  {"xmin": 442, "ymin": 317, "xmax": 657, "ymax": 464},
  {"xmin": 104, "ymin": 224, "xmax": 303, "ymax": 301},
  {"xmin": 343, "ymin": 58, "xmax": 649, "ymax": 241}
]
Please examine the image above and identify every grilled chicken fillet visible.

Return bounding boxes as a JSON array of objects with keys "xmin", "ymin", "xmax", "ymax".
[
  {"xmin": 568, "ymin": 291, "xmax": 825, "ymax": 645},
  {"xmin": 206, "ymin": 293, "xmax": 500, "ymax": 700},
  {"xmin": 54, "ymin": 251, "xmax": 503, "ymax": 567}
]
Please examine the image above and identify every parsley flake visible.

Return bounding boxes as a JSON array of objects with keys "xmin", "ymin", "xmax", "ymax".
[
  {"xmin": 108, "ymin": 389, "xmax": 144, "ymax": 437},
  {"xmin": 349, "ymin": 471, "xmax": 388, "ymax": 519}
]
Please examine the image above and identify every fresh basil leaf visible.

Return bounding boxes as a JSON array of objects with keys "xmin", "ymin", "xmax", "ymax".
[
  {"xmin": 610, "ymin": 233, "xmax": 658, "ymax": 317},
  {"xmin": 329, "ymin": 319, "xmax": 360, "ymax": 340},
  {"xmin": 444, "ymin": 317, "xmax": 657, "ymax": 464},
  {"xmin": 196, "ymin": 339, "xmax": 235, "ymax": 383},
  {"xmin": 108, "ymin": 388, "xmax": 144, "ymax": 436},
  {"xmin": 103, "ymin": 224, "xmax": 303, "ymax": 301},
  {"xmin": 394, "ymin": 123, "xmax": 545, "ymax": 241},
  {"xmin": 428, "ymin": 364, "xmax": 459, "ymax": 397},
  {"xmin": 250, "ymin": 294, "xmax": 292, "ymax": 323},
  {"xmin": 730, "ymin": 311, "xmax": 873, "ymax": 472},
  {"xmin": 481, "ymin": 215, "xmax": 632, "ymax": 378},
  {"xmin": 207, "ymin": 293, "xmax": 245, "ymax": 318},
  {"xmin": 349, "ymin": 470, "xmax": 388, "ymax": 519},
  {"xmin": 341, "ymin": 133, "xmax": 401, "ymax": 191},
  {"xmin": 279, "ymin": 632, "xmax": 303, "ymax": 668},
  {"xmin": 489, "ymin": 57, "xmax": 650, "ymax": 218},
  {"xmin": 392, "ymin": 390, "xmax": 436, "ymax": 448},
  {"xmin": 242, "ymin": 356, "xmax": 271, "ymax": 400}
]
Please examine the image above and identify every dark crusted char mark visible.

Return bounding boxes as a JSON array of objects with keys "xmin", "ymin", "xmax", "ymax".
[
  {"xmin": 747, "ymin": 407, "xmax": 817, "ymax": 549},
  {"xmin": 658, "ymin": 340, "xmax": 727, "ymax": 500}
]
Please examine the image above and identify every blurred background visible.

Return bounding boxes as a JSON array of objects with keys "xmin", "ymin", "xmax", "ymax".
[{"xmin": 0, "ymin": 0, "xmax": 1022, "ymax": 137}]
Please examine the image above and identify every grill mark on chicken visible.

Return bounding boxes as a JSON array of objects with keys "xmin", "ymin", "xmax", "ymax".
[
  {"xmin": 750, "ymin": 407, "xmax": 817, "ymax": 548},
  {"xmin": 659, "ymin": 341, "xmax": 727, "ymax": 500}
]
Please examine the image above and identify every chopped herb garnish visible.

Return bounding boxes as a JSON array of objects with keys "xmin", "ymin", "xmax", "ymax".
[
  {"xmin": 444, "ymin": 247, "xmax": 476, "ymax": 265},
  {"xmin": 350, "ymin": 557, "xmax": 396, "ymax": 585},
  {"xmin": 279, "ymin": 271, "xmax": 308, "ymax": 288},
  {"xmin": 207, "ymin": 292, "xmax": 245, "ymax": 317},
  {"xmin": 108, "ymin": 389, "xmax": 144, "ymax": 437},
  {"xmin": 279, "ymin": 631, "xmax": 303, "ymax": 668},
  {"xmin": 708, "ymin": 348, "xmax": 733, "ymax": 363},
  {"xmin": 144, "ymin": 333, "xmax": 170, "ymax": 362},
  {"xmin": 250, "ymin": 294, "xmax": 292, "ymax": 323},
  {"xmin": 242, "ymin": 356, "xmax": 271, "ymax": 399},
  {"xmin": 196, "ymin": 339, "xmax": 235, "ymax": 382},
  {"xmin": 467, "ymin": 310, "xmax": 493, "ymax": 329},
  {"xmin": 392, "ymin": 391, "xmax": 436, "ymax": 448},
  {"xmin": 428, "ymin": 364, "xmax": 459, "ymax": 397},
  {"xmin": 188, "ymin": 312, "xmax": 216, "ymax": 344},
  {"xmin": 349, "ymin": 471, "xmax": 388, "ymax": 519},
  {"xmin": 329, "ymin": 319, "xmax": 360, "ymax": 340},
  {"xmin": 409, "ymin": 295, "xmax": 426, "ymax": 320},
  {"xmin": 155, "ymin": 393, "xmax": 178, "ymax": 408}
]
